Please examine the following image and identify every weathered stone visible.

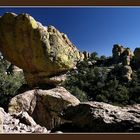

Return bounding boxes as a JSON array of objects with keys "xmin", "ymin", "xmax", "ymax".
[
  {"xmin": 0, "ymin": 12, "xmax": 81, "ymax": 86},
  {"xmin": 14, "ymin": 112, "xmax": 37, "ymax": 126},
  {"xmin": 112, "ymin": 44, "xmax": 124, "ymax": 63},
  {"xmin": 0, "ymin": 108, "xmax": 4, "ymax": 133},
  {"xmin": 61, "ymin": 102, "xmax": 140, "ymax": 132},
  {"xmin": 122, "ymin": 65, "xmax": 132, "ymax": 81},
  {"xmin": 8, "ymin": 90, "xmax": 37, "ymax": 114},
  {"xmin": 1, "ymin": 108, "xmax": 49, "ymax": 133},
  {"xmin": 112, "ymin": 44, "xmax": 133, "ymax": 65},
  {"xmin": 83, "ymin": 51, "xmax": 90, "ymax": 60},
  {"xmin": 13, "ymin": 65, "xmax": 23, "ymax": 74},
  {"xmin": 8, "ymin": 87, "xmax": 80, "ymax": 130},
  {"xmin": 122, "ymin": 48, "xmax": 133, "ymax": 66},
  {"xmin": 122, "ymin": 55, "xmax": 131, "ymax": 66},
  {"xmin": 6, "ymin": 64, "xmax": 23, "ymax": 75}
]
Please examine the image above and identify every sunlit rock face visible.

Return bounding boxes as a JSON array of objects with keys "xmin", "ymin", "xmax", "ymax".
[
  {"xmin": 112, "ymin": 44, "xmax": 133, "ymax": 65},
  {"xmin": 0, "ymin": 12, "xmax": 81, "ymax": 86}
]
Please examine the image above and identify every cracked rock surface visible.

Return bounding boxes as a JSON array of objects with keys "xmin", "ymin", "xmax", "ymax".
[{"xmin": 0, "ymin": 108, "xmax": 49, "ymax": 133}]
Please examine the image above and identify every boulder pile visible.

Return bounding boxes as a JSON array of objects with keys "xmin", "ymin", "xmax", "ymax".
[
  {"xmin": 8, "ymin": 86, "xmax": 80, "ymax": 130},
  {"xmin": 0, "ymin": 107, "xmax": 49, "ymax": 133}
]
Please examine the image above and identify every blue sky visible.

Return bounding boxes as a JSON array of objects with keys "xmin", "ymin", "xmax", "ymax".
[{"xmin": 0, "ymin": 7, "xmax": 140, "ymax": 56}]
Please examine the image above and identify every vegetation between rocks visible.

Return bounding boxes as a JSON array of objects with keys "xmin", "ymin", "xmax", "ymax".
[
  {"xmin": 0, "ymin": 56, "xmax": 25, "ymax": 111},
  {"xmin": 63, "ymin": 50, "xmax": 140, "ymax": 106}
]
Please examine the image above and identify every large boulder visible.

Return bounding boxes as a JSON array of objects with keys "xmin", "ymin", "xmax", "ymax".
[
  {"xmin": 60, "ymin": 102, "xmax": 140, "ymax": 132},
  {"xmin": 8, "ymin": 86, "xmax": 80, "ymax": 130},
  {"xmin": 0, "ymin": 12, "xmax": 81, "ymax": 86}
]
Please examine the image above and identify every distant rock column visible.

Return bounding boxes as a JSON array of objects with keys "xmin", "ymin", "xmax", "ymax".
[
  {"xmin": 83, "ymin": 51, "xmax": 90, "ymax": 60},
  {"xmin": 134, "ymin": 48, "xmax": 140, "ymax": 69},
  {"xmin": 112, "ymin": 44, "xmax": 124, "ymax": 63}
]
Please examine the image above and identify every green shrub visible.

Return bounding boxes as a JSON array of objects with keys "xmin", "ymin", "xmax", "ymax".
[
  {"xmin": 0, "ymin": 70, "xmax": 25, "ymax": 111},
  {"xmin": 64, "ymin": 86, "xmax": 88, "ymax": 102},
  {"xmin": 0, "ymin": 56, "xmax": 25, "ymax": 111},
  {"xmin": 63, "ymin": 57, "xmax": 140, "ymax": 106}
]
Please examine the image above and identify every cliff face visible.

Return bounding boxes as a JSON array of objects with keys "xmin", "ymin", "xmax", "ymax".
[{"xmin": 0, "ymin": 13, "xmax": 82, "ymax": 86}]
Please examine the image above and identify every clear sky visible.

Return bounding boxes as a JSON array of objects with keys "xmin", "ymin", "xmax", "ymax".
[{"xmin": 0, "ymin": 7, "xmax": 140, "ymax": 56}]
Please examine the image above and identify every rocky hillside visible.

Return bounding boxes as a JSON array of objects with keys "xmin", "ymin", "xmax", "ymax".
[{"xmin": 0, "ymin": 13, "xmax": 140, "ymax": 133}]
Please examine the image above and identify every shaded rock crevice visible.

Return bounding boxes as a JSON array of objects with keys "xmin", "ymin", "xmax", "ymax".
[{"xmin": 60, "ymin": 102, "xmax": 140, "ymax": 132}]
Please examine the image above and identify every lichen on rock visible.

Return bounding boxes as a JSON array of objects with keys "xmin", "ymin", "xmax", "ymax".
[{"xmin": 0, "ymin": 12, "xmax": 82, "ymax": 86}]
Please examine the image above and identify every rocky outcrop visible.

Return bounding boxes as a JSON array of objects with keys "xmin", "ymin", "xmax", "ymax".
[
  {"xmin": 8, "ymin": 86, "xmax": 80, "ymax": 130},
  {"xmin": 0, "ymin": 12, "xmax": 81, "ymax": 86},
  {"xmin": 83, "ymin": 51, "xmax": 90, "ymax": 60},
  {"xmin": 60, "ymin": 102, "xmax": 140, "ymax": 132},
  {"xmin": 0, "ymin": 108, "xmax": 49, "ymax": 133},
  {"xmin": 121, "ymin": 65, "xmax": 132, "ymax": 81},
  {"xmin": 112, "ymin": 44, "xmax": 133, "ymax": 65},
  {"xmin": 112, "ymin": 45, "xmax": 133, "ymax": 81},
  {"xmin": 112, "ymin": 44, "xmax": 124, "ymax": 63}
]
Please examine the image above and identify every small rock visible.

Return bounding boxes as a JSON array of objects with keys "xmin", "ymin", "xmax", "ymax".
[{"xmin": 17, "ymin": 112, "xmax": 37, "ymax": 126}]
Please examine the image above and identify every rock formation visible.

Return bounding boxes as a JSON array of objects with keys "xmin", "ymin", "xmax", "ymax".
[
  {"xmin": 0, "ymin": 108, "xmax": 4, "ymax": 133},
  {"xmin": 112, "ymin": 44, "xmax": 124, "ymax": 63},
  {"xmin": 112, "ymin": 44, "xmax": 133, "ymax": 81},
  {"xmin": 121, "ymin": 65, "xmax": 132, "ymax": 81},
  {"xmin": 112, "ymin": 44, "xmax": 133, "ymax": 65},
  {"xmin": 0, "ymin": 107, "xmax": 49, "ymax": 133},
  {"xmin": 83, "ymin": 51, "xmax": 90, "ymax": 60},
  {"xmin": 60, "ymin": 102, "xmax": 140, "ymax": 132},
  {"xmin": 134, "ymin": 48, "xmax": 140, "ymax": 69},
  {"xmin": 8, "ymin": 86, "xmax": 80, "ymax": 130},
  {"xmin": 0, "ymin": 12, "xmax": 81, "ymax": 86}
]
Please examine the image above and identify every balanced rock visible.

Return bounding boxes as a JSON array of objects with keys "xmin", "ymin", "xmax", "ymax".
[
  {"xmin": 61, "ymin": 102, "xmax": 140, "ymax": 132},
  {"xmin": 0, "ymin": 12, "xmax": 81, "ymax": 86},
  {"xmin": 8, "ymin": 86, "xmax": 80, "ymax": 130}
]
